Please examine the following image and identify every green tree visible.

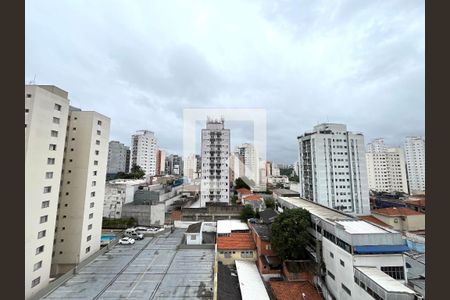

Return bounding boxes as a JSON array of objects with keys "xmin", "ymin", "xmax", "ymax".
[
  {"xmin": 235, "ymin": 177, "xmax": 250, "ymax": 190},
  {"xmin": 126, "ymin": 217, "xmax": 137, "ymax": 227},
  {"xmin": 240, "ymin": 204, "xmax": 256, "ymax": 221},
  {"xmin": 264, "ymin": 197, "xmax": 276, "ymax": 209},
  {"xmin": 231, "ymin": 195, "xmax": 238, "ymax": 205},
  {"xmin": 270, "ymin": 208, "xmax": 312, "ymax": 260}
]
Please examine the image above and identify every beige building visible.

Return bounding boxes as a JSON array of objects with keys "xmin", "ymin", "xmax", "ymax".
[
  {"xmin": 25, "ymin": 85, "xmax": 70, "ymax": 299},
  {"xmin": 372, "ymin": 207, "xmax": 425, "ymax": 231},
  {"xmin": 216, "ymin": 220, "xmax": 256, "ymax": 265},
  {"xmin": 25, "ymin": 85, "xmax": 111, "ymax": 299}
]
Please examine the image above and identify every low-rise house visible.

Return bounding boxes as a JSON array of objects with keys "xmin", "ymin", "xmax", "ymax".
[
  {"xmin": 359, "ymin": 215, "xmax": 393, "ymax": 229},
  {"xmin": 282, "ymin": 260, "xmax": 316, "ymax": 282},
  {"xmin": 259, "ymin": 208, "xmax": 278, "ymax": 224},
  {"xmin": 242, "ymin": 194, "xmax": 265, "ymax": 211},
  {"xmin": 216, "ymin": 220, "xmax": 256, "ymax": 265},
  {"xmin": 405, "ymin": 198, "xmax": 425, "ymax": 213},
  {"xmin": 185, "ymin": 222, "xmax": 203, "ymax": 245},
  {"xmin": 103, "ymin": 179, "xmax": 147, "ymax": 218},
  {"xmin": 249, "ymin": 223, "xmax": 282, "ymax": 277},
  {"xmin": 236, "ymin": 187, "xmax": 251, "ymax": 201},
  {"xmin": 269, "ymin": 281, "xmax": 321, "ymax": 300},
  {"xmin": 267, "ymin": 175, "xmax": 289, "ymax": 186},
  {"xmin": 372, "ymin": 207, "xmax": 425, "ymax": 231}
]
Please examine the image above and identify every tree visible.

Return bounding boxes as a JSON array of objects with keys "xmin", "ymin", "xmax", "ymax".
[
  {"xmin": 270, "ymin": 208, "xmax": 312, "ymax": 260},
  {"xmin": 231, "ymin": 195, "xmax": 238, "ymax": 205},
  {"xmin": 240, "ymin": 204, "xmax": 256, "ymax": 221},
  {"xmin": 116, "ymin": 164, "xmax": 146, "ymax": 179},
  {"xmin": 235, "ymin": 177, "xmax": 250, "ymax": 190},
  {"xmin": 126, "ymin": 217, "xmax": 137, "ymax": 227},
  {"xmin": 264, "ymin": 197, "xmax": 276, "ymax": 209}
]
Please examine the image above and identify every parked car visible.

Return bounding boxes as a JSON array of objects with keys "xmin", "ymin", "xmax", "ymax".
[
  {"xmin": 125, "ymin": 232, "xmax": 144, "ymax": 240},
  {"xmin": 118, "ymin": 237, "xmax": 135, "ymax": 245},
  {"xmin": 134, "ymin": 226, "xmax": 150, "ymax": 233}
]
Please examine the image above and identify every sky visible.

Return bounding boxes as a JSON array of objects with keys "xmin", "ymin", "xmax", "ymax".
[{"xmin": 25, "ymin": 0, "xmax": 425, "ymax": 164}]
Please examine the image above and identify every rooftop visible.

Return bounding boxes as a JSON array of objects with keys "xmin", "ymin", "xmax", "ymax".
[
  {"xmin": 217, "ymin": 233, "xmax": 256, "ymax": 250},
  {"xmin": 243, "ymin": 194, "xmax": 263, "ymax": 201},
  {"xmin": 359, "ymin": 215, "xmax": 393, "ymax": 228},
  {"xmin": 405, "ymin": 199, "xmax": 426, "ymax": 207},
  {"xmin": 236, "ymin": 188, "xmax": 251, "ymax": 195},
  {"xmin": 372, "ymin": 207, "xmax": 424, "ymax": 216},
  {"xmin": 235, "ymin": 260, "xmax": 270, "ymax": 300},
  {"xmin": 355, "ymin": 266, "xmax": 417, "ymax": 294},
  {"xmin": 272, "ymin": 189, "xmax": 300, "ymax": 196},
  {"xmin": 217, "ymin": 220, "xmax": 249, "ymax": 234},
  {"xmin": 186, "ymin": 222, "xmax": 202, "ymax": 233},
  {"xmin": 259, "ymin": 208, "xmax": 278, "ymax": 224},
  {"xmin": 250, "ymin": 223, "xmax": 271, "ymax": 241},
  {"xmin": 269, "ymin": 281, "xmax": 321, "ymax": 300},
  {"xmin": 335, "ymin": 219, "xmax": 389, "ymax": 234}
]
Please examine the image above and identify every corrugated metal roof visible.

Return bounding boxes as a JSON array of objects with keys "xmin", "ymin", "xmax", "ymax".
[
  {"xmin": 356, "ymin": 266, "xmax": 416, "ymax": 294},
  {"xmin": 217, "ymin": 220, "xmax": 249, "ymax": 234},
  {"xmin": 335, "ymin": 220, "xmax": 388, "ymax": 234},
  {"xmin": 235, "ymin": 260, "xmax": 270, "ymax": 300}
]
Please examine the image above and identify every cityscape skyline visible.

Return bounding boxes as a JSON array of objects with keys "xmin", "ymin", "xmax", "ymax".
[{"xmin": 25, "ymin": 0, "xmax": 424, "ymax": 164}]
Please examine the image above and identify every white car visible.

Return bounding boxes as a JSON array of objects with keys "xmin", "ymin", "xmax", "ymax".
[{"xmin": 118, "ymin": 237, "xmax": 135, "ymax": 245}]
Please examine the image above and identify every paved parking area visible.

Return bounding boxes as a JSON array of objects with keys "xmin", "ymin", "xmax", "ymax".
[{"xmin": 43, "ymin": 229, "xmax": 214, "ymax": 299}]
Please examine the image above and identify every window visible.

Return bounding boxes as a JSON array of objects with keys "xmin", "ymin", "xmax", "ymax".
[
  {"xmin": 52, "ymin": 117, "xmax": 60, "ymax": 124},
  {"xmin": 47, "ymin": 158, "xmax": 55, "ymax": 165},
  {"xmin": 89, "ymin": 213, "xmax": 93, "ymax": 219},
  {"xmin": 37, "ymin": 230, "xmax": 46, "ymax": 239},
  {"xmin": 85, "ymin": 247, "xmax": 91, "ymax": 253},
  {"xmin": 87, "ymin": 235, "xmax": 92, "ymax": 241},
  {"xmin": 31, "ymin": 276, "xmax": 41, "ymax": 288},
  {"xmin": 94, "ymin": 160, "xmax": 98, "ymax": 165},
  {"xmin": 26, "ymin": 93, "xmax": 32, "ymax": 98},
  {"xmin": 60, "ymin": 239, "xmax": 64, "ymax": 242},
  {"xmin": 341, "ymin": 283, "xmax": 351, "ymax": 295},
  {"xmin": 36, "ymin": 245, "xmax": 44, "ymax": 255},
  {"xmin": 95, "ymin": 150, "xmax": 99, "ymax": 155},
  {"xmin": 33, "ymin": 261, "xmax": 42, "ymax": 271},
  {"xmin": 97, "ymin": 120, "xmax": 102, "ymax": 125},
  {"xmin": 91, "ymin": 192, "xmax": 96, "ymax": 197},
  {"xmin": 43, "ymin": 186, "xmax": 51, "ymax": 193},
  {"xmin": 340, "ymin": 260, "xmax": 345, "ymax": 267},
  {"xmin": 49, "ymin": 144, "xmax": 57, "ymax": 151},
  {"xmin": 45, "ymin": 172, "xmax": 53, "ymax": 179},
  {"xmin": 96, "ymin": 140, "xmax": 100, "ymax": 145},
  {"xmin": 381, "ymin": 266, "xmax": 405, "ymax": 280},
  {"xmin": 41, "ymin": 201, "xmax": 50, "ymax": 208},
  {"xmin": 51, "ymin": 130, "xmax": 58, "ymax": 137},
  {"xmin": 54, "ymin": 104, "xmax": 62, "ymax": 111},
  {"xmin": 97, "ymin": 130, "xmax": 101, "ymax": 135},
  {"xmin": 327, "ymin": 270, "xmax": 335, "ymax": 280},
  {"xmin": 93, "ymin": 171, "xmax": 97, "ymax": 176},
  {"xmin": 330, "ymin": 252, "xmax": 334, "ymax": 258},
  {"xmin": 88, "ymin": 224, "xmax": 93, "ymax": 230},
  {"xmin": 40, "ymin": 215, "xmax": 48, "ymax": 223},
  {"xmin": 90, "ymin": 202, "xmax": 95, "ymax": 208},
  {"xmin": 240, "ymin": 251, "xmax": 253, "ymax": 258},
  {"xmin": 92, "ymin": 181, "xmax": 96, "ymax": 186},
  {"xmin": 224, "ymin": 251, "xmax": 232, "ymax": 258}
]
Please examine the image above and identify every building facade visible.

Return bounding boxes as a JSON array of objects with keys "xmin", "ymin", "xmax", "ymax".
[
  {"xmin": 366, "ymin": 138, "xmax": 409, "ymax": 194},
  {"xmin": 103, "ymin": 179, "xmax": 146, "ymax": 219},
  {"xmin": 200, "ymin": 118, "xmax": 230, "ymax": 206},
  {"xmin": 183, "ymin": 153, "xmax": 199, "ymax": 182},
  {"xmin": 404, "ymin": 137, "xmax": 425, "ymax": 194},
  {"xmin": 25, "ymin": 85, "xmax": 70, "ymax": 299},
  {"xmin": 130, "ymin": 130, "xmax": 157, "ymax": 176},
  {"xmin": 51, "ymin": 108, "xmax": 110, "ymax": 276},
  {"xmin": 107, "ymin": 141, "xmax": 129, "ymax": 174},
  {"xmin": 297, "ymin": 123, "xmax": 370, "ymax": 215},
  {"xmin": 237, "ymin": 143, "xmax": 260, "ymax": 186}
]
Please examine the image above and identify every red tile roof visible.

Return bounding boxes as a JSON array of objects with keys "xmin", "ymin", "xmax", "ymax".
[
  {"xmin": 372, "ymin": 207, "xmax": 424, "ymax": 216},
  {"xmin": 405, "ymin": 199, "xmax": 426, "ymax": 207},
  {"xmin": 236, "ymin": 188, "xmax": 251, "ymax": 195},
  {"xmin": 217, "ymin": 232, "xmax": 256, "ymax": 250},
  {"xmin": 359, "ymin": 215, "xmax": 392, "ymax": 228},
  {"xmin": 243, "ymin": 195, "xmax": 263, "ymax": 201},
  {"xmin": 270, "ymin": 281, "xmax": 321, "ymax": 300}
]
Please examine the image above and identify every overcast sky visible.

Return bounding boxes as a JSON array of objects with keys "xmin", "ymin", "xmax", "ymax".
[{"xmin": 25, "ymin": 0, "xmax": 424, "ymax": 164}]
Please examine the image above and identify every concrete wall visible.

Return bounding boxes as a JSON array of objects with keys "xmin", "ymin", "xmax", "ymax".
[
  {"xmin": 372, "ymin": 213, "xmax": 425, "ymax": 231},
  {"xmin": 216, "ymin": 249, "xmax": 257, "ymax": 265},
  {"xmin": 122, "ymin": 203, "xmax": 165, "ymax": 226},
  {"xmin": 185, "ymin": 232, "xmax": 202, "ymax": 245}
]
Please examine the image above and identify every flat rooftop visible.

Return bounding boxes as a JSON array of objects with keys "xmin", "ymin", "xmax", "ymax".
[
  {"xmin": 43, "ymin": 229, "xmax": 214, "ymax": 299},
  {"xmin": 355, "ymin": 267, "xmax": 416, "ymax": 294},
  {"xmin": 217, "ymin": 220, "xmax": 249, "ymax": 234},
  {"xmin": 235, "ymin": 260, "xmax": 270, "ymax": 300}
]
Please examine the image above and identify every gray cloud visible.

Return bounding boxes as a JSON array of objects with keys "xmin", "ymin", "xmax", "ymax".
[{"xmin": 26, "ymin": 0, "xmax": 424, "ymax": 164}]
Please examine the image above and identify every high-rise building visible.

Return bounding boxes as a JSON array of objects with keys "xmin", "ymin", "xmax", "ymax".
[
  {"xmin": 129, "ymin": 130, "xmax": 157, "ymax": 176},
  {"xmin": 404, "ymin": 136, "xmax": 425, "ymax": 194},
  {"xmin": 200, "ymin": 118, "xmax": 230, "ymax": 206},
  {"xmin": 366, "ymin": 138, "xmax": 408, "ymax": 194},
  {"xmin": 166, "ymin": 154, "xmax": 183, "ymax": 175},
  {"xmin": 52, "ymin": 107, "xmax": 110, "ymax": 275},
  {"xmin": 25, "ymin": 85, "xmax": 70, "ymax": 299},
  {"xmin": 125, "ymin": 148, "xmax": 131, "ymax": 173},
  {"xmin": 25, "ymin": 85, "xmax": 110, "ymax": 299},
  {"xmin": 107, "ymin": 141, "xmax": 129, "ymax": 174},
  {"xmin": 237, "ymin": 143, "xmax": 260, "ymax": 186},
  {"xmin": 155, "ymin": 149, "xmax": 166, "ymax": 175},
  {"xmin": 272, "ymin": 164, "xmax": 281, "ymax": 176},
  {"xmin": 297, "ymin": 123, "xmax": 370, "ymax": 215},
  {"xmin": 183, "ymin": 153, "xmax": 199, "ymax": 181}
]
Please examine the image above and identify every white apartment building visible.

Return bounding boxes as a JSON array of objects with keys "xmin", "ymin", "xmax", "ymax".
[
  {"xmin": 130, "ymin": 130, "xmax": 157, "ymax": 177},
  {"xmin": 237, "ymin": 143, "xmax": 260, "ymax": 186},
  {"xmin": 184, "ymin": 153, "xmax": 199, "ymax": 182},
  {"xmin": 200, "ymin": 118, "xmax": 230, "ymax": 206},
  {"xmin": 25, "ymin": 85, "xmax": 70, "ymax": 299},
  {"xmin": 277, "ymin": 197, "xmax": 419, "ymax": 300},
  {"xmin": 107, "ymin": 141, "xmax": 129, "ymax": 174},
  {"xmin": 297, "ymin": 123, "xmax": 370, "ymax": 215},
  {"xmin": 272, "ymin": 164, "xmax": 281, "ymax": 176},
  {"xmin": 404, "ymin": 137, "xmax": 425, "ymax": 194},
  {"xmin": 103, "ymin": 179, "xmax": 147, "ymax": 218},
  {"xmin": 51, "ymin": 108, "xmax": 110, "ymax": 276},
  {"xmin": 366, "ymin": 138, "xmax": 409, "ymax": 194}
]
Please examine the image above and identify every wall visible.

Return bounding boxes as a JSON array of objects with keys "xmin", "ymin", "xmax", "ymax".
[
  {"xmin": 372, "ymin": 213, "xmax": 425, "ymax": 231},
  {"xmin": 216, "ymin": 249, "xmax": 257, "ymax": 265},
  {"xmin": 185, "ymin": 232, "xmax": 202, "ymax": 245},
  {"xmin": 121, "ymin": 203, "xmax": 165, "ymax": 226}
]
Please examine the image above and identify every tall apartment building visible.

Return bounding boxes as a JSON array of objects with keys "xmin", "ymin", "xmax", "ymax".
[
  {"xmin": 130, "ymin": 130, "xmax": 157, "ymax": 176},
  {"xmin": 166, "ymin": 154, "xmax": 183, "ymax": 175},
  {"xmin": 200, "ymin": 118, "xmax": 230, "ymax": 206},
  {"xmin": 25, "ymin": 85, "xmax": 110, "ymax": 299},
  {"xmin": 155, "ymin": 149, "xmax": 166, "ymax": 175},
  {"xmin": 184, "ymin": 154, "xmax": 199, "ymax": 182},
  {"xmin": 297, "ymin": 123, "xmax": 370, "ymax": 215},
  {"xmin": 404, "ymin": 137, "xmax": 425, "ymax": 194},
  {"xmin": 25, "ymin": 85, "xmax": 70, "ymax": 299},
  {"xmin": 51, "ymin": 107, "xmax": 110, "ymax": 275},
  {"xmin": 107, "ymin": 141, "xmax": 129, "ymax": 174},
  {"xmin": 237, "ymin": 143, "xmax": 260, "ymax": 186},
  {"xmin": 366, "ymin": 138, "xmax": 409, "ymax": 194},
  {"xmin": 125, "ymin": 148, "xmax": 131, "ymax": 173}
]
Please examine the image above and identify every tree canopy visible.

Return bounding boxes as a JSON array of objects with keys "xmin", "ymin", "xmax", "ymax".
[
  {"xmin": 264, "ymin": 197, "xmax": 276, "ymax": 209},
  {"xmin": 234, "ymin": 177, "xmax": 251, "ymax": 190},
  {"xmin": 116, "ymin": 164, "xmax": 146, "ymax": 179},
  {"xmin": 270, "ymin": 208, "xmax": 312, "ymax": 260},
  {"xmin": 240, "ymin": 204, "xmax": 256, "ymax": 221}
]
